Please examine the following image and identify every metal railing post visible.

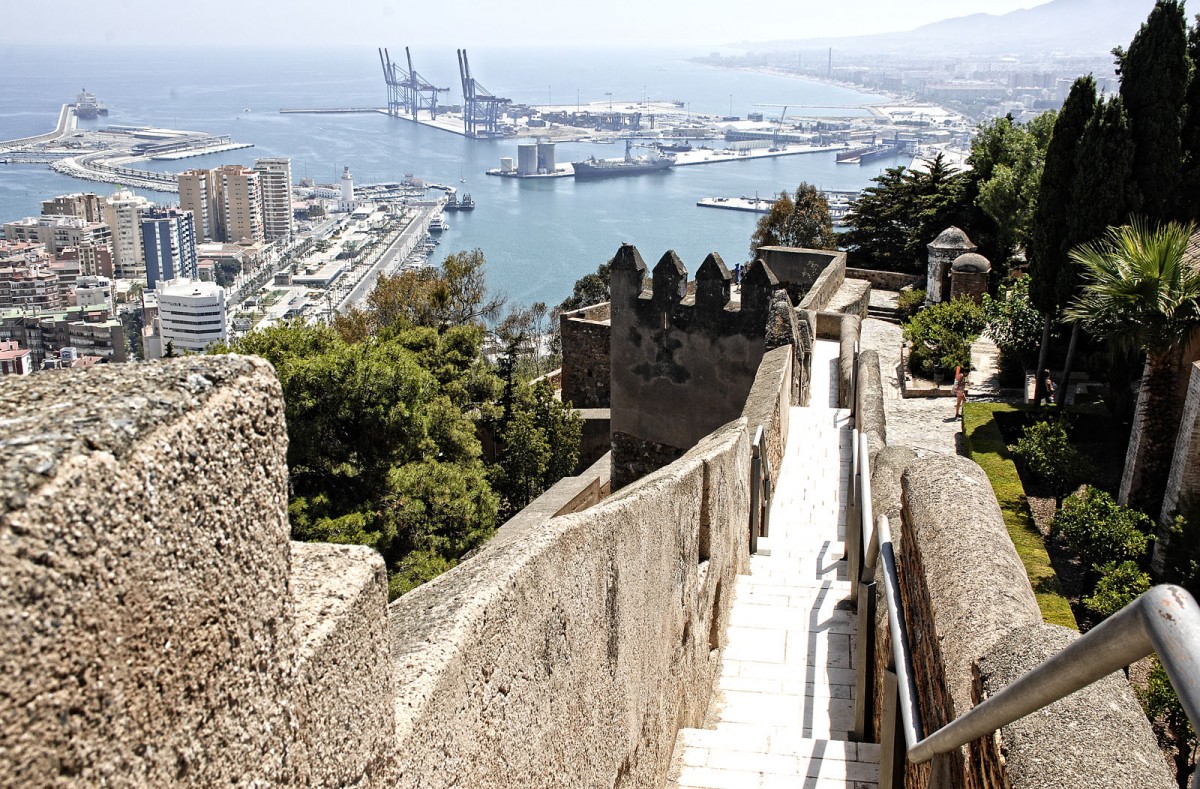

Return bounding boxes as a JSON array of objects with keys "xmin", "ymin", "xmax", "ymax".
[
  {"xmin": 749, "ymin": 440, "xmax": 761, "ymax": 555},
  {"xmin": 851, "ymin": 340, "xmax": 860, "ymax": 421},
  {"xmin": 854, "ymin": 578, "xmax": 877, "ymax": 741},
  {"xmin": 879, "ymin": 670, "xmax": 906, "ymax": 789},
  {"xmin": 760, "ymin": 446, "xmax": 772, "ymax": 538}
]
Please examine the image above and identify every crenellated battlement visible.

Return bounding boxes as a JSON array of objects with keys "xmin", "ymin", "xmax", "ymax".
[{"xmin": 608, "ymin": 243, "xmax": 803, "ymax": 488}]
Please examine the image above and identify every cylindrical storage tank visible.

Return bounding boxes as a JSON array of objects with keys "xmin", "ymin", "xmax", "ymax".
[
  {"xmin": 517, "ymin": 143, "xmax": 538, "ymax": 176},
  {"xmin": 500, "ymin": 157, "xmax": 515, "ymax": 173},
  {"xmin": 537, "ymin": 141, "xmax": 556, "ymax": 173}
]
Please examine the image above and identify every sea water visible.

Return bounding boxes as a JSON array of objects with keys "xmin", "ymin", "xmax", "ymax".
[{"xmin": 0, "ymin": 44, "xmax": 915, "ymax": 307}]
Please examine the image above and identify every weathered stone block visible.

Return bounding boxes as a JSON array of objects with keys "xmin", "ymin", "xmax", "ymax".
[{"xmin": 0, "ymin": 356, "xmax": 295, "ymax": 786}]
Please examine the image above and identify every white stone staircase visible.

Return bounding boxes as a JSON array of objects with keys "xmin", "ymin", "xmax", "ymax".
[{"xmin": 669, "ymin": 341, "xmax": 880, "ymax": 788}]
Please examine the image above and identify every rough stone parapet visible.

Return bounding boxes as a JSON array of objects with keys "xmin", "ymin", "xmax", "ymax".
[
  {"xmin": 899, "ymin": 454, "xmax": 1041, "ymax": 787},
  {"xmin": 856, "ymin": 349, "xmax": 887, "ymax": 464},
  {"xmin": 758, "ymin": 245, "xmax": 846, "ymax": 307},
  {"xmin": 0, "ymin": 356, "xmax": 298, "ymax": 785},
  {"xmin": 291, "ymin": 542, "xmax": 396, "ymax": 786},
  {"xmin": 868, "ymin": 446, "xmax": 917, "ymax": 741},
  {"xmin": 560, "ymin": 302, "xmax": 612, "ymax": 409},
  {"xmin": 386, "ymin": 419, "xmax": 755, "ymax": 788},
  {"xmin": 846, "ymin": 268, "xmax": 922, "ymax": 291},
  {"xmin": 839, "ymin": 314, "xmax": 861, "ymax": 411}
]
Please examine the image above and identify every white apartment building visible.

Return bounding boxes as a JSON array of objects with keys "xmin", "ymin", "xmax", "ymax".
[
  {"xmin": 101, "ymin": 190, "xmax": 152, "ymax": 282},
  {"xmin": 253, "ymin": 157, "xmax": 294, "ymax": 241},
  {"xmin": 148, "ymin": 278, "xmax": 227, "ymax": 357},
  {"xmin": 75, "ymin": 275, "xmax": 115, "ymax": 316}
]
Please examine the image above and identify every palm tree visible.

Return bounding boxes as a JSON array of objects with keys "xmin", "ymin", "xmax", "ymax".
[{"xmin": 1066, "ymin": 219, "xmax": 1200, "ymax": 520}]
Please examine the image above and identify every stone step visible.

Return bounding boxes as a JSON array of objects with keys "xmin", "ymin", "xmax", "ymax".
[
  {"xmin": 672, "ymin": 728, "xmax": 881, "ymax": 788},
  {"xmin": 867, "ymin": 304, "xmax": 903, "ymax": 324}
]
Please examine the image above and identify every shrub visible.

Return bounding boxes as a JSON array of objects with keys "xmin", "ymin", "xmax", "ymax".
[
  {"xmin": 1051, "ymin": 485, "xmax": 1153, "ymax": 574},
  {"xmin": 983, "ymin": 275, "xmax": 1045, "ymax": 381},
  {"xmin": 903, "ymin": 296, "xmax": 986, "ymax": 375},
  {"xmin": 896, "ymin": 287, "xmax": 926, "ymax": 320},
  {"xmin": 1010, "ymin": 416, "xmax": 1093, "ymax": 505},
  {"xmin": 1084, "ymin": 560, "xmax": 1150, "ymax": 617}
]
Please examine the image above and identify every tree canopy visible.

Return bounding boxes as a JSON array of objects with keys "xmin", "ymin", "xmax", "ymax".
[
  {"xmin": 1116, "ymin": 0, "xmax": 1190, "ymax": 221},
  {"xmin": 842, "ymin": 153, "xmax": 969, "ymax": 273},
  {"xmin": 1028, "ymin": 76, "xmax": 1098, "ymax": 314},
  {"xmin": 749, "ymin": 182, "xmax": 836, "ymax": 258},
  {"xmin": 969, "ymin": 112, "xmax": 1057, "ymax": 264},
  {"xmin": 219, "ymin": 251, "xmax": 581, "ymax": 597}
]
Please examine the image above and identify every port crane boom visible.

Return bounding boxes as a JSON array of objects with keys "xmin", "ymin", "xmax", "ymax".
[{"xmin": 457, "ymin": 49, "xmax": 511, "ymax": 139}]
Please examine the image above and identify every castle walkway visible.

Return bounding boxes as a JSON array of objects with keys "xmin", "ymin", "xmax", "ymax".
[{"xmin": 671, "ymin": 339, "xmax": 881, "ymax": 789}]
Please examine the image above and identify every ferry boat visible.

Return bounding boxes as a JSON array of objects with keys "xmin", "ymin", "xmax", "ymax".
[{"xmin": 429, "ymin": 214, "xmax": 447, "ymax": 232}]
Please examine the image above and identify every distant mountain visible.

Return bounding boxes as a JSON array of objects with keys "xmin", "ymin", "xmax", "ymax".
[{"xmin": 750, "ymin": 0, "xmax": 1156, "ymax": 56}]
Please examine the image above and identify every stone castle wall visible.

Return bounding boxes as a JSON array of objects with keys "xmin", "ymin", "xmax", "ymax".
[
  {"xmin": 854, "ymin": 352, "xmax": 1173, "ymax": 788},
  {"xmin": 560, "ymin": 301, "xmax": 611, "ymax": 408},
  {"xmin": 0, "ymin": 342, "xmax": 794, "ymax": 787}
]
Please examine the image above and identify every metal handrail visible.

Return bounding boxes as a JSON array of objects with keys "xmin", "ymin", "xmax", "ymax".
[
  {"xmin": 868, "ymin": 505, "xmax": 1200, "ymax": 786},
  {"xmin": 906, "ymin": 583, "xmax": 1200, "ymax": 765},
  {"xmin": 876, "ymin": 515, "xmax": 924, "ymax": 751}
]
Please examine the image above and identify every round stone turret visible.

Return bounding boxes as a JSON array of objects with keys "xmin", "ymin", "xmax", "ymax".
[
  {"xmin": 926, "ymin": 226, "xmax": 977, "ymax": 304},
  {"xmin": 950, "ymin": 251, "xmax": 992, "ymax": 304}
]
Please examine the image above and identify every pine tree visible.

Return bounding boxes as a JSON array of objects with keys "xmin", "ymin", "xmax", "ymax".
[
  {"xmin": 749, "ymin": 182, "xmax": 836, "ymax": 258},
  {"xmin": 1116, "ymin": 0, "xmax": 1190, "ymax": 222}
]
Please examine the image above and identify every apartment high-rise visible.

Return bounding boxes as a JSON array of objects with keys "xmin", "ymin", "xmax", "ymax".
[
  {"xmin": 140, "ymin": 208, "xmax": 197, "ymax": 291},
  {"xmin": 178, "ymin": 165, "xmax": 265, "ymax": 244},
  {"xmin": 178, "ymin": 169, "xmax": 219, "ymax": 242},
  {"xmin": 3, "ymin": 216, "xmax": 113, "ymax": 267},
  {"xmin": 100, "ymin": 189, "xmax": 152, "ymax": 282},
  {"xmin": 253, "ymin": 158, "xmax": 294, "ymax": 241},
  {"xmin": 218, "ymin": 165, "xmax": 264, "ymax": 244}
]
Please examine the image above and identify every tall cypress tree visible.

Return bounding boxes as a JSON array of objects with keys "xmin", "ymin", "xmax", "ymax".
[
  {"xmin": 1056, "ymin": 97, "xmax": 1141, "ymax": 404},
  {"xmin": 1116, "ymin": 0, "xmax": 1189, "ymax": 222},
  {"xmin": 1068, "ymin": 97, "xmax": 1141, "ymax": 253},
  {"xmin": 1029, "ymin": 76, "xmax": 1097, "ymax": 315},
  {"xmin": 1027, "ymin": 76, "xmax": 1096, "ymax": 403},
  {"xmin": 1180, "ymin": 15, "xmax": 1200, "ymax": 222}
]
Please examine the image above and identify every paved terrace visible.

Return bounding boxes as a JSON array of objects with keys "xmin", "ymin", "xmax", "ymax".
[{"xmin": 671, "ymin": 339, "xmax": 880, "ymax": 788}]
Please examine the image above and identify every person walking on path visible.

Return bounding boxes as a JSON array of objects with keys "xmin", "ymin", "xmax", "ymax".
[
  {"xmin": 1039, "ymin": 368, "xmax": 1056, "ymax": 406},
  {"xmin": 954, "ymin": 365, "xmax": 969, "ymax": 419}
]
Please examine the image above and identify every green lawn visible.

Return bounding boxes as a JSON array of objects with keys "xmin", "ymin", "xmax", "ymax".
[{"xmin": 963, "ymin": 402, "xmax": 1078, "ymax": 630}]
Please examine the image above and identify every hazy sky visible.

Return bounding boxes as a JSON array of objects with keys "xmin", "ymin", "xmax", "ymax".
[{"xmin": 1, "ymin": 0, "xmax": 1049, "ymax": 47}]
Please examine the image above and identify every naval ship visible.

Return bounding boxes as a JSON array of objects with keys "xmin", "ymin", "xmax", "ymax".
[{"xmin": 572, "ymin": 140, "xmax": 675, "ymax": 179}]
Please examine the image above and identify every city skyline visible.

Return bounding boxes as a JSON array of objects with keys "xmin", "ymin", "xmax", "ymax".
[{"xmin": 0, "ymin": 0, "xmax": 1052, "ymax": 48}]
